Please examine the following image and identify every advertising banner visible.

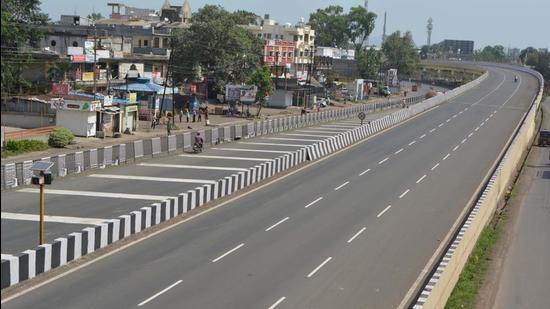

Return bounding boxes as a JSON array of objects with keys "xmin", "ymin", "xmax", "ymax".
[
  {"xmin": 51, "ymin": 83, "xmax": 69, "ymax": 96},
  {"xmin": 82, "ymin": 72, "xmax": 94, "ymax": 81},
  {"xmin": 67, "ymin": 46, "xmax": 84, "ymax": 55}
]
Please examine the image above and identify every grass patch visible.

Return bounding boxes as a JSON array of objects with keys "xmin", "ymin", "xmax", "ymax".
[
  {"xmin": 445, "ymin": 212, "xmax": 506, "ymax": 309},
  {"xmin": 1, "ymin": 139, "xmax": 49, "ymax": 158}
]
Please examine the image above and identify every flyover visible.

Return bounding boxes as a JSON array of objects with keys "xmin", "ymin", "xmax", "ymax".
[{"xmin": 1, "ymin": 64, "xmax": 541, "ymax": 308}]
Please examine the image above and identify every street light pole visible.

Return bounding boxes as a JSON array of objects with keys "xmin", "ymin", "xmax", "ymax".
[{"xmin": 39, "ymin": 183, "xmax": 44, "ymax": 245}]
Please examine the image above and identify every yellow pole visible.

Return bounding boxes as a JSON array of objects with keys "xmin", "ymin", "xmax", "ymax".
[{"xmin": 39, "ymin": 183, "xmax": 44, "ymax": 245}]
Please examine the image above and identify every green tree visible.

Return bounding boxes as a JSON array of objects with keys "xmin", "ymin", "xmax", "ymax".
[
  {"xmin": 248, "ymin": 65, "xmax": 273, "ymax": 116},
  {"xmin": 357, "ymin": 48, "xmax": 382, "ymax": 79},
  {"xmin": 308, "ymin": 6, "xmax": 349, "ymax": 48},
  {"xmin": 475, "ymin": 45, "xmax": 507, "ymax": 62},
  {"xmin": 171, "ymin": 5, "xmax": 262, "ymax": 93},
  {"xmin": 1, "ymin": 0, "xmax": 48, "ymax": 97},
  {"xmin": 347, "ymin": 6, "xmax": 377, "ymax": 51},
  {"xmin": 47, "ymin": 60, "xmax": 73, "ymax": 82},
  {"xmin": 87, "ymin": 12, "xmax": 103, "ymax": 21},
  {"xmin": 381, "ymin": 31, "xmax": 420, "ymax": 77}
]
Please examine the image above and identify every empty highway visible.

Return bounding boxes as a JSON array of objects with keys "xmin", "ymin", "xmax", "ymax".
[{"xmin": 2, "ymin": 65, "xmax": 540, "ymax": 308}]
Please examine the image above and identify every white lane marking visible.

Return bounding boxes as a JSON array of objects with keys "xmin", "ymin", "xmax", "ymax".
[
  {"xmin": 438, "ymin": 123, "xmax": 444, "ymax": 127},
  {"xmin": 359, "ymin": 168, "xmax": 371, "ymax": 176},
  {"xmin": 416, "ymin": 175, "xmax": 427, "ymax": 184},
  {"xmin": 280, "ymin": 133, "xmax": 332, "ymax": 138},
  {"xmin": 399, "ymin": 189, "xmax": 410, "ymax": 199},
  {"xmin": 304, "ymin": 197, "xmax": 323, "ymax": 209},
  {"xmin": 452, "ymin": 114, "xmax": 457, "ymax": 118},
  {"xmin": 347, "ymin": 227, "xmax": 367, "ymax": 243},
  {"xmin": 303, "ymin": 127, "xmax": 349, "ymax": 131},
  {"xmin": 394, "ymin": 148, "xmax": 404, "ymax": 155},
  {"xmin": 334, "ymin": 181, "xmax": 350, "ymax": 191},
  {"xmin": 268, "ymin": 137, "xmax": 325, "ymax": 142},
  {"xmin": 431, "ymin": 163, "xmax": 440, "ymax": 171},
  {"xmin": 265, "ymin": 217, "xmax": 290, "ymax": 232},
  {"xmin": 465, "ymin": 107, "xmax": 469, "ymax": 111},
  {"xmin": 88, "ymin": 174, "xmax": 217, "ymax": 184},
  {"xmin": 480, "ymin": 122, "xmax": 485, "ymax": 127},
  {"xmin": 212, "ymin": 243, "xmax": 245, "ymax": 263},
  {"xmin": 1, "ymin": 212, "xmax": 106, "ymax": 225},
  {"xmin": 489, "ymin": 114, "xmax": 494, "ymax": 118},
  {"xmin": 268, "ymin": 297, "xmax": 287, "ymax": 309},
  {"xmin": 475, "ymin": 127, "xmax": 480, "ymax": 132},
  {"xmin": 295, "ymin": 130, "xmax": 340, "ymax": 134},
  {"xmin": 378, "ymin": 157, "xmax": 389, "ymax": 164},
  {"xmin": 461, "ymin": 138, "xmax": 467, "ymax": 144},
  {"xmin": 17, "ymin": 188, "xmax": 169, "ymax": 201},
  {"xmin": 429, "ymin": 128, "xmax": 436, "ymax": 133},
  {"xmin": 419, "ymin": 134, "xmax": 427, "ymax": 139},
  {"xmin": 211, "ymin": 148, "xmax": 292, "ymax": 154},
  {"xmin": 485, "ymin": 117, "xmax": 490, "ymax": 122},
  {"xmin": 240, "ymin": 142, "xmax": 307, "ymax": 147},
  {"xmin": 468, "ymin": 133, "xmax": 474, "ymax": 138},
  {"xmin": 446, "ymin": 118, "xmax": 451, "ymax": 123},
  {"xmin": 179, "ymin": 154, "xmax": 272, "ymax": 162},
  {"xmin": 408, "ymin": 140, "xmax": 417, "ymax": 146},
  {"xmin": 377, "ymin": 205, "xmax": 392, "ymax": 218},
  {"xmin": 307, "ymin": 257, "xmax": 333, "ymax": 278},
  {"xmin": 458, "ymin": 111, "xmax": 463, "ymax": 115},
  {"xmin": 138, "ymin": 163, "xmax": 248, "ymax": 172},
  {"xmin": 443, "ymin": 153, "xmax": 451, "ymax": 160},
  {"xmin": 138, "ymin": 280, "xmax": 183, "ymax": 307},
  {"xmin": 453, "ymin": 145, "xmax": 460, "ymax": 152},
  {"xmin": 501, "ymin": 77, "xmax": 522, "ymax": 107}
]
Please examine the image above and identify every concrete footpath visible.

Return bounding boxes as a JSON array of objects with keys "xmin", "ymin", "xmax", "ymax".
[{"xmin": 487, "ymin": 97, "xmax": 550, "ymax": 309}]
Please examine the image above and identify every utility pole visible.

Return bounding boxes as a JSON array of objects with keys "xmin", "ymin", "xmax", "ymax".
[
  {"xmin": 93, "ymin": 24, "xmax": 97, "ymax": 99},
  {"xmin": 39, "ymin": 183, "xmax": 44, "ymax": 245},
  {"xmin": 160, "ymin": 39, "xmax": 174, "ymax": 122}
]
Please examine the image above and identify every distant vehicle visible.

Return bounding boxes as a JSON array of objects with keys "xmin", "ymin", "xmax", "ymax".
[
  {"xmin": 514, "ymin": 75, "xmax": 519, "ymax": 83},
  {"xmin": 539, "ymin": 129, "xmax": 550, "ymax": 147},
  {"xmin": 381, "ymin": 86, "xmax": 391, "ymax": 97}
]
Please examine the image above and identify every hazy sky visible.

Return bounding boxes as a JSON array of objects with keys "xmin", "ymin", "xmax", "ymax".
[{"xmin": 41, "ymin": 0, "xmax": 549, "ymax": 50}]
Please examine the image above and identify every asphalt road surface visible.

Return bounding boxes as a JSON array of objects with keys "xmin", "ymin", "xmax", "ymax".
[
  {"xmin": 491, "ymin": 97, "xmax": 550, "ymax": 309},
  {"xmin": 2, "ymin": 66, "xmax": 539, "ymax": 309}
]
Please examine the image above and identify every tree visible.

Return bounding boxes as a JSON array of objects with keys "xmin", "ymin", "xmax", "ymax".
[
  {"xmin": 357, "ymin": 48, "xmax": 382, "ymax": 79},
  {"xmin": 475, "ymin": 45, "xmax": 507, "ymax": 62},
  {"xmin": 308, "ymin": 6, "xmax": 350, "ymax": 48},
  {"xmin": 171, "ymin": 5, "xmax": 262, "ymax": 93},
  {"xmin": 381, "ymin": 31, "xmax": 420, "ymax": 77},
  {"xmin": 87, "ymin": 12, "xmax": 103, "ymax": 21},
  {"xmin": 347, "ymin": 6, "xmax": 377, "ymax": 51},
  {"xmin": 248, "ymin": 66, "xmax": 273, "ymax": 116},
  {"xmin": 47, "ymin": 60, "xmax": 73, "ymax": 82},
  {"xmin": 1, "ymin": 0, "xmax": 48, "ymax": 96}
]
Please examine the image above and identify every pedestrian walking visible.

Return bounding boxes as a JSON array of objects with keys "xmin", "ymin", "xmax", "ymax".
[
  {"xmin": 167, "ymin": 117, "xmax": 171, "ymax": 136},
  {"xmin": 198, "ymin": 108, "xmax": 203, "ymax": 122},
  {"xmin": 151, "ymin": 114, "xmax": 157, "ymax": 129},
  {"xmin": 184, "ymin": 107, "xmax": 190, "ymax": 122},
  {"xmin": 192, "ymin": 109, "xmax": 196, "ymax": 122},
  {"xmin": 204, "ymin": 106, "xmax": 209, "ymax": 122},
  {"xmin": 179, "ymin": 108, "xmax": 183, "ymax": 123}
]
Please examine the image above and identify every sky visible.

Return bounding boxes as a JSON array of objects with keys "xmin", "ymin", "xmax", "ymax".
[{"xmin": 40, "ymin": 0, "xmax": 549, "ymax": 50}]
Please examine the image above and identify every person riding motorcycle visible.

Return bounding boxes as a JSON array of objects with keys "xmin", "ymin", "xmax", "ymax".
[
  {"xmin": 514, "ymin": 75, "xmax": 518, "ymax": 83},
  {"xmin": 194, "ymin": 132, "xmax": 204, "ymax": 152}
]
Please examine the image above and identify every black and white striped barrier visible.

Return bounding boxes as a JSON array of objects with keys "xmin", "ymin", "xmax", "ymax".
[{"xmin": 0, "ymin": 147, "xmax": 308, "ymax": 289}]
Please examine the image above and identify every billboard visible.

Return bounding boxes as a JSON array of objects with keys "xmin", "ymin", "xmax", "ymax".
[
  {"xmin": 82, "ymin": 72, "xmax": 94, "ymax": 81},
  {"xmin": 67, "ymin": 46, "xmax": 83, "ymax": 55},
  {"xmin": 225, "ymin": 85, "xmax": 258, "ymax": 104},
  {"xmin": 387, "ymin": 69, "xmax": 398, "ymax": 87},
  {"xmin": 71, "ymin": 54, "xmax": 86, "ymax": 63},
  {"xmin": 51, "ymin": 83, "xmax": 69, "ymax": 96}
]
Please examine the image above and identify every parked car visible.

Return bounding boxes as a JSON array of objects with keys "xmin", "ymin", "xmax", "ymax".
[{"xmin": 381, "ymin": 86, "xmax": 391, "ymax": 97}]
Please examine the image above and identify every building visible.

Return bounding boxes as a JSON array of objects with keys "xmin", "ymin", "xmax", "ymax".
[
  {"xmin": 440, "ymin": 40, "xmax": 474, "ymax": 55},
  {"xmin": 244, "ymin": 15, "xmax": 315, "ymax": 80},
  {"xmin": 107, "ymin": 3, "xmax": 157, "ymax": 21},
  {"xmin": 315, "ymin": 47, "xmax": 355, "ymax": 60}
]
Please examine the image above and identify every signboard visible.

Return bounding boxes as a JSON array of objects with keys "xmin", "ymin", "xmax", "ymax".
[
  {"xmin": 387, "ymin": 69, "xmax": 398, "ymax": 87},
  {"xmin": 67, "ymin": 46, "xmax": 83, "ymax": 55},
  {"xmin": 50, "ymin": 99, "xmax": 97, "ymax": 111},
  {"xmin": 84, "ymin": 41, "xmax": 94, "ymax": 55},
  {"xmin": 51, "ymin": 83, "xmax": 69, "ymax": 96},
  {"xmin": 103, "ymin": 95, "xmax": 114, "ymax": 107},
  {"xmin": 82, "ymin": 72, "xmax": 94, "ymax": 81},
  {"xmin": 125, "ymin": 105, "xmax": 138, "ymax": 112},
  {"xmin": 95, "ymin": 50, "xmax": 110, "ymax": 60},
  {"xmin": 225, "ymin": 85, "xmax": 258, "ymax": 103},
  {"xmin": 113, "ymin": 51, "xmax": 124, "ymax": 59},
  {"xmin": 71, "ymin": 54, "xmax": 86, "ymax": 63},
  {"xmin": 50, "ymin": 98, "xmax": 65, "ymax": 110},
  {"xmin": 128, "ymin": 93, "xmax": 137, "ymax": 103}
]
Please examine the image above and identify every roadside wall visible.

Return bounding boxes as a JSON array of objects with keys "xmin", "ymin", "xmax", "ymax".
[{"xmin": 412, "ymin": 67, "xmax": 544, "ymax": 308}]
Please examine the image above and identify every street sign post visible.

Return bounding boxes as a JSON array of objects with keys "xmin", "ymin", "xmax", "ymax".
[
  {"xmin": 358, "ymin": 112, "xmax": 366, "ymax": 125},
  {"xmin": 30, "ymin": 161, "xmax": 54, "ymax": 245}
]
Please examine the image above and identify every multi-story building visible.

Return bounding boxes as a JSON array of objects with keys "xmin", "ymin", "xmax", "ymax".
[
  {"xmin": 245, "ymin": 15, "xmax": 315, "ymax": 80},
  {"xmin": 440, "ymin": 39, "xmax": 475, "ymax": 55}
]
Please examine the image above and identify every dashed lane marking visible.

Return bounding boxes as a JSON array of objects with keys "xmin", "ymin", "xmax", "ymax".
[
  {"xmin": 304, "ymin": 197, "xmax": 324, "ymax": 209},
  {"xmin": 347, "ymin": 227, "xmax": 367, "ymax": 243},
  {"xmin": 138, "ymin": 280, "xmax": 183, "ymax": 307},
  {"xmin": 307, "ymin": 257, "xmax": 333, "ymax": 278},
  {"xmin": 377, "ymin": 205, "xmax": 392, "ymax": 218},
  {"xmin": 265, "ymin": 217, "xmax": 290, "ymax": 232},
  {"xmin": 416, "ymin": 175, "xmax": 427, "ymax": 184},
  {"xmin": 334, "ymin": 181, "xmax": 350, "ymax": 191},
  {"xmin": 212, "ymin": 243, "xmax": 245, "ymax": 263},
  {"xmin": 359, "ymin": 168, "xmax": 371, "ymax": 176}
]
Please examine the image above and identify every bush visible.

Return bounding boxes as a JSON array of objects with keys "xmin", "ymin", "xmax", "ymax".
[
  {"xmin": 1, "ymin": 139, "xmax": 49, "ymax": 158},
  {"xmin": 48, "ymin": 128, "xmax": 75, "ymax": 148}
]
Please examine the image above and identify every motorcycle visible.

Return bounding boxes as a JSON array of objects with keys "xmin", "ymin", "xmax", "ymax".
[{"xmin": 193, "ymin": 142, "xmax": 203, "ymax": 153}]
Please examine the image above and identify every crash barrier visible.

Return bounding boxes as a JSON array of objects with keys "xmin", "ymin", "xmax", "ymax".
[
  {"xmin": 411, "ymin": 67, "xmax": 544, "ymax": 308},
  {"xmin": 0, "ymin": 73, "xmax": 490, "ymax": 289},
  {"xmin": 0, "ymin": 147, "xmax": 308, "ymax": 289},
  {"xmin": 1, "ymin": 95, "xmax": 426, "ymax": 190}
]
